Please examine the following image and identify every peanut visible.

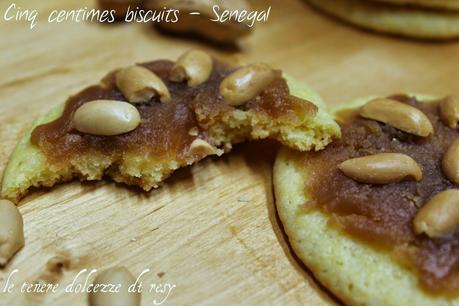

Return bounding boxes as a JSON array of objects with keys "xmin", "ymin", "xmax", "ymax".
[
  {"xmin": 338, "ymin": 153, "xmax": 422, "ymax": 184},
  {"xmin": 188, "ymin": 139, "xmax": 222, "ymax": 156},
  {"xmin": 219, "ymin": 63, "xmax": 274, "ymax": 106},
  {"xmin": 116, "ymin": 66, "xmax": 171, "ymax": 103},
  {"xmin": 439, "ymin": 95, "xmax": 459, "ymax": 128},
  {"xmin": 0, "ymin": 199, "xmax": 24, "ymax": 266},
  {"xmin": 414, "ymin": 189, "xmax": 459, "ymax": 237},
  {"xmin": 73, "ymin": 100, "xmax": 141, "ymax": 136},
  {"xmin": 442, "ymin": 138, "xmax": 459, "ymax": 184},
  {"xmin": 360, "ymin": 98, "xmax": 433, "ymax": 137},
  {"xmin": 170, "ymin": 50, "xmax": 213, "ymax": 86}
]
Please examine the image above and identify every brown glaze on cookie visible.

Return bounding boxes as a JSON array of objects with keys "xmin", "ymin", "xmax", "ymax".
[{"xmin": 31, "ymin": 59, "xmax": 316, "ymax": 165}]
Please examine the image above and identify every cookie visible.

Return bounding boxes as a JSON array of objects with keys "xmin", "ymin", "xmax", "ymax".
[
  {"xmin": 309, "ymin": 0, "xmax": 459, "ymax": 39},
  {"xmin": 145, "ymin": 0, "xmax": 253, "ymax": 44},
  {"xmin": 275, "ymin": 94, "xmax": 459, "ymax": 305},
  {"xmin": 1, "ymin": 50, "xmax": 340, "ymax": 203},
  {"xmin": 370, "ymin": 0, "xmax": 459, "ymax": 10}
]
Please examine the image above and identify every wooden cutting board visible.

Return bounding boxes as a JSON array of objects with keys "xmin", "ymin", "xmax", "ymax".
[{"xmin": 1, "ymin": 0, "xmax": 459, "ymax": 305}]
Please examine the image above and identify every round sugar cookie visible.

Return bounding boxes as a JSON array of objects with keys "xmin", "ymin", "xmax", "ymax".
[
  {"xmin": 309, "ymin": 0, "xmax": 459, "ymax": 39},
  {"xmin": 274, "ymin": 95, "xmax": 459, "ymax": 306}
]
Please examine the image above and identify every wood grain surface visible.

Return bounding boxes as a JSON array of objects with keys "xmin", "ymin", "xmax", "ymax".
[{"xmin": 1, "ymin": 0, "xmax": 459, "ymax": 305}]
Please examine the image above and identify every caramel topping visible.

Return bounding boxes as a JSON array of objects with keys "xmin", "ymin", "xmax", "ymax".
[{"xmin": 31, "ymin": 59, "xmax": 316, "ymax": 167}]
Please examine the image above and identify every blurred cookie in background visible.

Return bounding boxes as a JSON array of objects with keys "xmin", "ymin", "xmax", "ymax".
[
  {"xmin": 97, "ymin": 0, "xmax": 253, "ymax": 45},
  {"xmin": 371, "ymin": 0, "xmax": 459, "ymax": 10},
  {"xmin": 98, "ymin": 0, "xmax": 143, "ymax": 19},
  {"xmin": 309, "ymin": 0, "xmax": 459, "ymax": 40},
  {"xmin": 145, "ymin": 0, "xmax": 253, "ymax": 45}
]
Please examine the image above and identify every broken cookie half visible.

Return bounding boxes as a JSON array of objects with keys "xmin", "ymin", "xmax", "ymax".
[{"xmin": 1, "ymin": 50, "xmax": 340, "ymax": 203}]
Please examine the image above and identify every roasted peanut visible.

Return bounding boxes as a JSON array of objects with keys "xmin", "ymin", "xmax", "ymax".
[
  {"xmin": 359, "ymin": 98, "xmax": 433, "ymax": 137},
  {"xmin": 89, "ymin": 267, "xmax": 140, "ymax": 306},
  {"xmin": 414, "ymin": 189, "xmax": 459, "ymax": 237},
  {"xmin": 439, "ymin": 95, "xmax": 459, "ymax": 128},
  {"xmin": 0, "ymin": 199, "xmax": 24, "ymax": 266},
  {"xmin": 442, "ymin": 138, "xmax": 459, "ymax": 184},
  {"xmin": 73, "ymin": 100, "xmax": 141, "ymax": 136},
  {"xmin": 188, "ymin": 139, "xmax": 222, "ymax": 156},
  {"xmin": 338, "ymin": 153, "xmax": 422, "ymax": 184},
  {"xmin": 170, "ymin": 50, "xmax": 213, "ymax": 86},
  {"xmin": 116, "ymin": 66, "xmax": 171, "ymax": 103},
  {"xmin": 219, "ymin": 63, "xmax": 275, "ymax": 106}
]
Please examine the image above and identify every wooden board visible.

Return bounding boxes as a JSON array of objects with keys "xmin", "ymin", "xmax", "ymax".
[{"xmin": 1, "ymin": 0, "xmax": 459, "ymax": 305}]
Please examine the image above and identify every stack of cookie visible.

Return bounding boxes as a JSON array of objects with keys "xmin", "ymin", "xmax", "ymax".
[{"xmin": 309, "ymin": 0, "xmax": 459, "ymax": 40}]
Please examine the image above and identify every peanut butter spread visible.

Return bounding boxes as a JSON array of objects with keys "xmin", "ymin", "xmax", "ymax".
[
  {"xmin": 31, "ymin": 59, "xmax": 316, "ymax": 165},
  {"xmin": 305, "ymin": 95, "xmax": 459, "ymax": 296}
]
